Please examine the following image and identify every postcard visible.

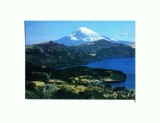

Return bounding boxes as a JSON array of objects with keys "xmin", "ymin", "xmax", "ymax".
[{"xmin": 25, "ymin": 21, "xmax": 135, "ymax": 99}]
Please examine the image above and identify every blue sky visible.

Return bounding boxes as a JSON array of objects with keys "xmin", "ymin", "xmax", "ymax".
[{"xmin": 25, "ymin": 21, "xmax": 135, "ymax": 44}]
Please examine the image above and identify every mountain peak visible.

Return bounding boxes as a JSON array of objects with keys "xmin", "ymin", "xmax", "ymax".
[
  {"xmin": 56, "ymin": 27, "xmax": 107, "ymax": 45},
  {"xmin": 79, "ymin": 27, "xmax": 89, "ymax": 30},
  {"xmin": 77, "ymin": 27, "xmax": 96, "ymax": 34},
  {"xmin": 73, "ymin": 27, "xmax": 100, "ymax": 36}
]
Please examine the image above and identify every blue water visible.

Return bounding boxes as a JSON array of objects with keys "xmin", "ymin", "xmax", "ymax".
[{"xmin": 83, "ymin": 57, "xmax": 135, "ymax": 89}]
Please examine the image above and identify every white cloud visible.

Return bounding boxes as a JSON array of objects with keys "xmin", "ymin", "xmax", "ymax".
[
  {"xmin": 120, "ymin": 33, "xmax": 129, "ymax": 36},
  {"xmin": 120, "ymin": 32, "xmax": 134, "ymax": 37}
]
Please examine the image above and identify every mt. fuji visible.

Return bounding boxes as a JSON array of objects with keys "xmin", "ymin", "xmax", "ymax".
[{"xmin": 56, "ymin": 27, "xmax": 107, "ymax": 45}]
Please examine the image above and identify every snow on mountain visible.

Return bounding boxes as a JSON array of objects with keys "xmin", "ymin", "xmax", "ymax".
[
  {"xmin": 70, "ymin": 27, "xmax": 106, "ymax": 41},
  {"xmin": 56, "ymin": 27, "xmax": 107, "ymax": 46}
]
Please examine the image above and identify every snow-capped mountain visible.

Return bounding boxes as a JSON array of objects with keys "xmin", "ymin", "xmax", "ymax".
[{"xmin": 56, "ymin": 27, "xmax": 107, "ymax": 46}]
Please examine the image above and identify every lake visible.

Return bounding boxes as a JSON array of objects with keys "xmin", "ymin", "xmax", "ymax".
[{"xmin": 83, "ymin": 57, "xmax": 135, "ymax": 89}]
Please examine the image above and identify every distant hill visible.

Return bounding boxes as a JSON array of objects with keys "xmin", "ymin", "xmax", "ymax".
[
  {"xmin": 71, "ymin": 39, "xmax": 135, "ymax": 57},
  {"xmin": 26, "ymin": 40, "xmax": 135, "ymax": 67},
  {"xmin": 26, "ymin": 41, "xmax": 93, "ymax": 67}
]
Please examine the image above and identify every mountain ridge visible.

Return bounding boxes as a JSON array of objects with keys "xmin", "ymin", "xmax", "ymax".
[
  {"xmin": 71, "ymin": 39, "xmax": 135, "ymax": 57},
  {"xmin": 26, "ymin": 40, "xmax": 135, "ymax": 67},
  {"xmin": 26, "ymin": 41, "xmax": 94, "ymax": 67}
]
